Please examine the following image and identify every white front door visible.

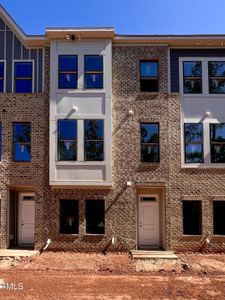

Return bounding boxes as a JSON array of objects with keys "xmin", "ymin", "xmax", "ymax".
[
  {"xmin": 138, "ymin": 195, "xmax": 159, "ymax": 249},
  {"xmin": 19, "ymin": 194, "xmax": 35, "ymax": 245}
]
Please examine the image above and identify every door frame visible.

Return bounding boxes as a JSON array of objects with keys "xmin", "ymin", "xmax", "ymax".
[
  {"xmin": 138, "ymin": 194, "xmax": 160, "ymax": 249},
  {"xmin": 18, "ymin": 192, "xmax": 35, "ymax": 246}
]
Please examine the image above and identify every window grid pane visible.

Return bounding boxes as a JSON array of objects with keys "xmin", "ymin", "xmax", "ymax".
[
  {"xmin": 14, "ymin": 62, "xmax": 32, "ymax": 93},
  {"xmin": 140, "ymin": 123, "xmax": 159, "ymax": 162},
  {"xmin": 58, "ymin": 55, "xmax": 78, "ymax": 89},
  {"xmin": 84, "ymin": 120, "xmax": 104, "ymax": 161},
  {"xmin": 184, "ymin": 123, "xmax": 203, "ymax": 163},
  {"xmin": 140, "ymin": 61, "xmax": 159, "ymax": 92},
  {"xmin": 183, "ymin": 61, "xmax": 202, "ymax": 94},
  {"xmin": 60, "ymin": 200, "xmax": 79, "ymax": 234},
  {"xmin": 210, "ymin": 123, "xmax": 225, "ymax": 163},
  {"xmin": 183, "ymin": 201, "xmax": 202, "ymax": 235},
  {"xmin": 84, "ymin": 55, "xmax": 103, "ymax": 89},
  {"xmin": 58, "ymin": 120, "xmax": 77, "ymax": 161},
  {"xmin": 209, "ymin": 61, "xmax": 225, "ymax": 94},
  {"xmin": 86, "ymin": 200, "xmax": 105, "ymax": 234},
  {"xmin": 13, "ymin": 123, "xmax": 31, "ymax": 162}
]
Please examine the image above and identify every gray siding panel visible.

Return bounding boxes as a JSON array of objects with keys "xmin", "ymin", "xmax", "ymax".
[
  {"xmin": 31, "ymin": 49, "xmax": 37, "ymax": 92},
  {"xmin": 38, "ymin": 49, "xmax": 43, "ymax": 92},
  {"xmin": 0, "ymin": 31, "xmax": 4, "ymax": 59},
  {"xmin": 6, "ymin": 31, "xmax": 13, "ymax": 92},
  {"xmin": 14, "ymin": 36, "xmax": 22, "ymax": 59},
  {"xmin": 0, "ymin": 17, "xmax": 5, "ymax": 30},
  {"xmin": 22, "ymin": 46, "xmax": 29, "ymax": 59},
  {"xmin": 170, "ymin": 49, "xmax": 225, "ymax": 92}
]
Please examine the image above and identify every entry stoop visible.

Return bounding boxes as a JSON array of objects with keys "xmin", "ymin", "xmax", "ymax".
[
  {"xmin": 131, "ymin": 250, "xmax": 178, "ymax": 260},
  {"xmin": 0, "ymin": 249, "xmax": 39, "ymax": 258}
]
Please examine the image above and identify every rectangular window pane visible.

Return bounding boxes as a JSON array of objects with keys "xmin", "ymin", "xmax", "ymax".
[
  {"xmin": 85, "ymin": 55, "xmax": 103, "ymax": 72},
  {"xmin": 209, "ymin": 62, "xmax": 225, "ymax": 94},
  {"xmin": 86, "ymin": 200, "xmax": 105, "ymax": 234},
  {"xmin": 184, "ymin": 123, "xmax": 203, "ymax": 163},
  {"xmin": 58, "ymin": 120, "xmax": 77, "ymax": 161},
  {"xmin": 140, "ymin": 61, "xmax": 159, "ymax": 92},
  {"xmin": 60, "ymin": 200, "xmax": 79, "ymax": 234},
  {"xmin": 183, "ymin": 201, "xmax": 202, "ymax": 235},
  {"xmin": 183, "ymin": 61, "xmax": 202, "ymax": 94},
  {"xmin": 213, "ymin": 201, "xmax": 225, "ymax": 235},
  {"xmin": 84, "ymin": 120, "xmax": 104, "ymax": 161},
  {"xmin": 0, "ymin": 62, "xmax": 4, "ymax": 93},
  {"xmin": 13, "ymin": 123, "xmax": 31, "ymax": 162},
  {"xmin": 14, "ymin": 62, "xmax": 32, "ymax": 93},
  {"xmin": 141, "ymin": 123, "xmax": 159, "ymax": 162},
  {"xmin": 58, "ymin": 55, "xmax": 77, "ymax": 89},
  {"xmin": 210, "ymin": 124, "xmax": 225, "ymax": 163},
  {"xmin": 84, "ymin": 55, "xmax": 103, "ymax": 89},
  {"xmin": 0, "ymin": 123, "xmax": 2, "ymax": 160}
]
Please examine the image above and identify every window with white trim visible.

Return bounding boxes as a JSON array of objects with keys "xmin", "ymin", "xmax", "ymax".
[{"xmin": 14, "ymin": 62, "xmax": 33, "ymax": 93}]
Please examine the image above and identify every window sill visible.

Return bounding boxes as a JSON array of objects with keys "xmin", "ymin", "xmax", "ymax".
[
  {"xmin": 56, "ymin": 89, "xmax": 105, "ymax": 94},
  {"xmin": 183, "ymin": 93, "xmax": 225, "ymax": 98},
  {"xmin": 181, "ymin": 164, "xmax": 225, "ymax": 169},
  {"xmin": 84, "ymin": 233, "xmax": 105, "ymax": 236},
  {"xmin": 56, "ymin": 161, "xmax": 106, "ymax": 166}
]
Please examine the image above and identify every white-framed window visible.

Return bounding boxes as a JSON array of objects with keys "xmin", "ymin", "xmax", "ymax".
[
  {"xmin": 13, "ymin": 60, "xmax": 34, "ymax": 93},
  {"xmin": 179, "ymin": 57, "xmax": 225, "ymax": 95},
  {"xmin": 0, "ymin": 61, "xmax": 5, "ymax": 93}
]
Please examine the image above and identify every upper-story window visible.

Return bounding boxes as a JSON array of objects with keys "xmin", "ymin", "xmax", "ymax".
[
  {"xmin": 140, "ymin": 61, "xmax": 159, "ymax": 92},
  {"xmin": 14, "ymin": 62, "xmax": 33, "ymax": 93},
  {"xmin": 208, "ymin": 61, "xmax": 225, "ymax": 94},
  {"xmin": 210, "ymin": 123, "xmax": 225, "ymax": 163},
  {"xmin": 58, "ymin": 120, "xmax": 77, "ymax": 161},
  {"xmin": 13, "ymin": 123, "xmax": 31, "ymax": 162},
  {"xmin": 0, "ymin": 62, "xmax": 4, "ymax": 92},
  {"xmin": 0, "ymin": 122, "xmax": 2, "ymax": 160},
  {"xmin": 58, "ymin": 55, "xmax": 78, "ymax": 89},
  {"xmin": 84, "ymin": 55, "xmax": 103, "ymax": 89},
  {"xmin": 84, "ymin": 120, "xmax": 104, "ymax": 161},
  {"xmin": 183, "ymin": 61, "xmax": 202, "ymax": 94},
  {"xmin": 140, "ymin": 123, "xmax": 159, "ymax": 163},
  {"xmin": 184, "ymin": 123, "xmax": 204, "ymax": 163}
]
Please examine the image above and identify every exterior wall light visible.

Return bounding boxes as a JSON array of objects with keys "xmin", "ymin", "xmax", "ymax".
[
  {"xmin": 128, "ymin": 110, "xmax": 134, "ymax": 115},
  {"xmin": 72, "ymin": 106, "xmax": 78, "ymax": 112},
  {"xmin": 127, "ymin": 181, "xmax": 132, "ymax": 187},
  {"xmin": 205, "ymin": 111, "xmax": 211, "ymax": 117}
]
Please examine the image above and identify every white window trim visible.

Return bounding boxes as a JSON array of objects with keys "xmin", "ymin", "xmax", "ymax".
[
  {"xmin": 179, "ymin": 57, "xmax": 225, "ymax": 97},
  {"xmin": 57, "ymin": 53, "xmax": 105, "ymax": 92},
  {"xmin": 0, "ymin": 60, "xmax": 6, "ymax": 93},
  {"xmin": 181, "ymin": 121, "xmax": 225, "ymax": 168},
  {"xmin": 12, "ymin": 60, "xmax": 35, "ymax": 93}
]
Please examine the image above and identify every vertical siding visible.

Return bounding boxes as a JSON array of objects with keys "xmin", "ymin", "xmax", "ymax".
[
  {"xmin": 170, "ymin": 49, "xmax": 225, "ymax": 92},
  {"xmin": 0, "ymin": 16, "xmax": 44, "ymax": 93}
]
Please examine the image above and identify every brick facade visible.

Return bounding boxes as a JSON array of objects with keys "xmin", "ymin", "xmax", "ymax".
[{"xmin": 1, "ymin": 41, "xmax": 225, "ymax": 252}]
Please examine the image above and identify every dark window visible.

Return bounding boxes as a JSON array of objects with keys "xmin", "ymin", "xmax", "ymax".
[
  {"xmin": 58, "ymin": 120, "xmax": 77, "ymax": 161},
  {"xmin": 58, "ymin": 55, "xmax": 78, "ymax": 89},
  {"xmin": 86, "ymin": 200, "xmax": 105, "ymax": 234},
  {"xmin": 209, "ymin": 61, "xmax": 225, "ymax": 94},
  {"xmin": 84, "ymin": 120, "xmax": 104, "ymax": 161},
  {"xmin": 0, "ymin": 122, "xmax": 2, "ymax": 160},
  {"xmin": 183, "ymin": 61, "xmax": 202, "ymax": 94},
  {"xmin": 213, "ymin": 201, "xmax": 225, "ymax": 235},
  {"xmin": 140, "ymin": 61, "xmax": 159, "ymax": 92},
  {"xmin": 84, "ymin": 55, "xmax": 103, "ymax": 89},
  {"xmin": 14, "ymin": 62, "xmax": 32, "ymax": 93},
  {"xmin": 184, "ymin": 123, "xmax": 203, "ymax": 163},
  {"xmin": 13, "ymin": 123, "xmax": 31, "ymax": 162},
  {"xmin": 0, "ymin": 62, "xmax": 4, "ymax": 92},
  {"xmin": 210, "ymin": 123, "xmax": 225, "ymax": 163},
  {"xmin": 183, "ymin": 201, "xmax": 202, "ymax": 235},
  {"xmin": 141, "ymin": 123, "xmax": 159, "ymax": 162},
  {"xmin": 60, "ymin": 200, "xmax": 79, "ymax": 234}
]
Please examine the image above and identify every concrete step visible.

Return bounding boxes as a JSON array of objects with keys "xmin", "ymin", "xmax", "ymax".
[
  {"xmin": 131, "ymin": 250, "xmax": 178, "ymax": 260},
  {"xmin": 0, "ymin": 249, "xmax": 39, "ymax": 258}
]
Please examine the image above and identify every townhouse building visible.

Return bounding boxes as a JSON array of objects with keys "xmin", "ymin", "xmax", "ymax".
[{"xmin": 0, "ymin": 5, "xmax": 225, "ymax": 252}]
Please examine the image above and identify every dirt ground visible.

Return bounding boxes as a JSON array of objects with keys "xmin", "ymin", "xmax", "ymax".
[{"xmin": 0, "ymin": 252, "xmax": 225, "ymax": 299}]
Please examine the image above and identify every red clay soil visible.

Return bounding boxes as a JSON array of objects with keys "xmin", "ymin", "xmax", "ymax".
[{"xmin": 0, "ymin": 252, "xmax": 225, "ymax": 299}]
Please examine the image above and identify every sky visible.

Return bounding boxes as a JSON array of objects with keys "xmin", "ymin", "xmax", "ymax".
[{"xmin": 0, "ymin": 0, "xmax": 225, "ymax": 35}]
